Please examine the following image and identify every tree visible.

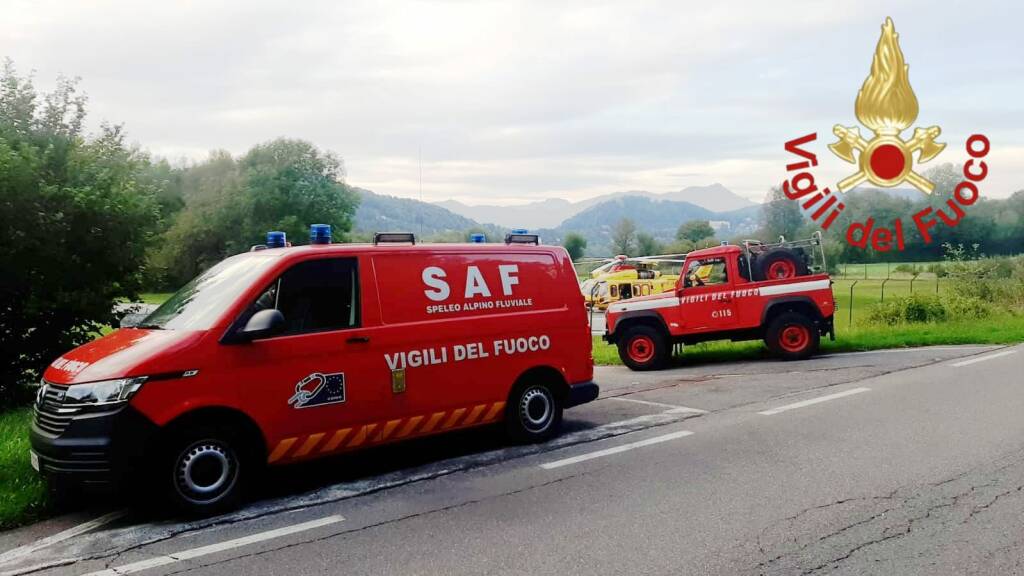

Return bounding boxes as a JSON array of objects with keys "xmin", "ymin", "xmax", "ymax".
[
  {"xmin": 0, "ymin": 61, "xmax": 161, "ymax": 404},
  {"xmin": 562, "ymin": 232, "xmax": 587, "ymax": 260},
  {"xmin": 636, "ymin": 233, "xmax": 662, "ymax": 256},
  {"xmin": 154, "ymin": 139, "xmax": 359, "ymax": 287},
  {"xmin": 759, "ymin": 186, "xmax": 804, "ymax": 241},
  {"xmin": 676, "ymin": 220, "xmax": 715, "ymax": 243},
  {"xmin": 610, "ymin": 218, "xmax": 637, "ymax": 256}
]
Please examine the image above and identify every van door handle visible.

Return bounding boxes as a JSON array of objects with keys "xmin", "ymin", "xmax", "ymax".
[{"xmin": 347, "ymin": 336, "xmax": 371, "ymax": 344}]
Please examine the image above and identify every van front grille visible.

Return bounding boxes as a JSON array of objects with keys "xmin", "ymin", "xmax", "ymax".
[{"xmin": 33, "ymin": 382, "xmax": 82, "ymax": 436}]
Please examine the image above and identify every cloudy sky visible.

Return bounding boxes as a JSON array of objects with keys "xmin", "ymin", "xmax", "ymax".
[{"xmin": 2, "ymin": 0, "xmax": 1021, "ymax": 204}]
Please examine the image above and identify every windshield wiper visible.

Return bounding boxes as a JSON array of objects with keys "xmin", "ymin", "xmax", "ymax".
[{"xmin": 134, "ymin": 323, "xmax": 165, "ymax": 330}]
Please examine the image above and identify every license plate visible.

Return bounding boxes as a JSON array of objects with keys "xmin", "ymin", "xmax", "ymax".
[{"xmin": 29, "ymin": 451, "xmax": 39, "ymax": 472}]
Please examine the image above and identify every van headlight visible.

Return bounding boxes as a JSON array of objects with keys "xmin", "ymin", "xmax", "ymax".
[{"xmin": 64, "ymin": 377, "xmax": 147, "ymax": 406}]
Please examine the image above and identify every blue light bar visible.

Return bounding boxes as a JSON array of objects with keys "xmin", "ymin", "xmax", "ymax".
[
  {"xmin": 267, "ymin": 231, "xmax": 287, "ymax": 248},
  {"xmin": 511, "ymin": 228, "xmax": 528, "ymax": 234},
  {"xmin": 310, "ymin": 224, "xmax": 332, "ymax": 244},
  {"xmin": 469, "ymin": 233, "xmax": 486, "ymax": 243}
]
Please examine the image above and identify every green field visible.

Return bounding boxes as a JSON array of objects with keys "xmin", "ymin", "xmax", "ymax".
[
  {"xmin": 593, "ymin": 314, "xmax": 1024, "ymax": 366},
  {"xmin": 832, "ymin": 278, "xmax": 950, "ymax": 327},
  {"xmin": 0, "ymin": 408, "xmax": 47, "ymax": 530},
  {"xmin": 593, "ymin": 274, "xmax": 1024, "ymax": 366},
  {"xmin": 834, "ymin": 261, "xmax": 945, "ymax": 279},
  {"xmin": 139, "ymin": 292, "xmax": 173, "ymax": 305}
]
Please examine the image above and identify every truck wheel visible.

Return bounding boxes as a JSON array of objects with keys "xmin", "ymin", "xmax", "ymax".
[
  {"xmin": 157, "ymin": 425, "xmax": 250, "ymax": 515},
  {"xmin": 755, "ymin": 248, "xmax": 808, "ymax": 281},
  {"xmin": 618, "ymin": 325, "xmax": 669, "ymax": 371},
  {"xmin": 766, "ymin": 312, "xmax": 819, "ymax": 360},
  {"xmin": 506, "ymin": 380, "xmax": 563, "ymax": 443}
]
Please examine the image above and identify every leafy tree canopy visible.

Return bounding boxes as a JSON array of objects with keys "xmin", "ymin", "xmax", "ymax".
[{"xmin": 0, "ymin": 60, "xmax": 161, "ymax": 403}]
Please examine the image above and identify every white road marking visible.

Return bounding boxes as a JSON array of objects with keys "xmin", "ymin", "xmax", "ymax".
[
  {"xmin": 540, "ymin": 430, "xmax": 693, "ymax": 470},
  {"xmin": 758, "ymin": 387, "xmax": 871, "ymax": 416},
  {"xmin": 819, "ymin": 346, "xmax": 997, "ymax": 358},
  {"xmin": 606, "ymin": 396, "xmax": 708, "ymax": 414},
  {"xmin": 81, "ymin": 515, "xmax": 344, "ymax": 576},
  {"xmin": 951, "ymin": 349, "xmax": 1018, "ymax": 367},
  {"xmin": 0, "ymin": 511, "xmax": 126, "ymax": 566}
]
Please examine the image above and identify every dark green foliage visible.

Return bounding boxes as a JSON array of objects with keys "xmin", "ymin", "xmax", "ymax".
[
  {"xmin": 562, "ymin": 232, "xmax": 587, "ymax": 261},
  {"xmin": 153, "ymin": 140, "xmax": 359, "ymax": 288},
  {"xmin": 676, "ymin": 220, "xmax": 715, "ymax": 243},
  {"xmin": 0, "ymin": 61, "xmax": 160, "ymax": 404},
  {"xmin": 635, "ymin": 232, "xmax": 662, "ymax": 256}
]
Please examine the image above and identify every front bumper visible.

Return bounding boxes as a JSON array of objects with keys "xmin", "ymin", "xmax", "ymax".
[
  {"xmin": 566, "ymin": 380, "xmax": 599, "ymax": 408},
  {"xmin": 29, "ymin": 404, "xmax": 158, "ymax": 482},
  {"xmin": 821, "ymin": 315, "xmax": 836, "ymax": 341}
]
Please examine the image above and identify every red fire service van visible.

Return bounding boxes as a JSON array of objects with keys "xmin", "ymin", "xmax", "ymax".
[{"xmin": 31, "ymin": 227, "xmax": 598, "ymax": 513}]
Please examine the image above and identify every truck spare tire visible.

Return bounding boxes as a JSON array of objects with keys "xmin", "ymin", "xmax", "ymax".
[{"xmin": 754, "ymin": 248, "xmax": 808, "ymax": 281}]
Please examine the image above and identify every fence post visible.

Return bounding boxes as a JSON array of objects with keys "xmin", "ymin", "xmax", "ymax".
[
  {"xmin": 936, "ymin": 277, "xmax": 940, "ymax": 294},
  {"xmin": 864, "ymin": 263, "xmax": 868, "ymax": 279},
  {"xmin": 881, "ymin": 278, "xmax": 889, "ymax": 302},
  {"xmin": 849, "ymin": 280, "xmax": 858, "ymax": 328},
  {"xmin": 910, "ymin": 273, "xmax": 918, "ymax": 294},
  {"xmin": 887, "ymin": 261, "xmax": 891, "ymax": 278}
]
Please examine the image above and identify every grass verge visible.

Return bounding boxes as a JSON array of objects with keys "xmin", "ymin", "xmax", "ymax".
[
  {"xmin": 593, "ymin": 313, "xmax": 1024, "ymax": 366},
  {"xmin": 0, "ymin": 408, "xmax": 48, "ymax": 530}
]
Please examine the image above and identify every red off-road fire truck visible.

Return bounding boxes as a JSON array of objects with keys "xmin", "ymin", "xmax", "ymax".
[
  {"xmin": 30, "ymin": 228, "xmax": 597, "ymax": 513},
  {"xmin": 604, "ymin": 235, "xmax": 837, "ymax": 370}
]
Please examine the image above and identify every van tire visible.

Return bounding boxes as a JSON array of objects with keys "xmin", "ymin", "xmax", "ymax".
[
  {"xmin": 618, "ymin": 325, "xmax": 669, "ymax": 371},
  {"xmin": 505, "ymin": 381, "xmax": 563, "ymax": 443},
  {"xmin": 765, "ymin": 312, "xmax": 819, "ymax": 360},
  {"xmin": 155, "ymin": 424, "xmax": 252, "ymax": 515},
  {"xmin": 754, "ymin": 248, "xmax": 808, "ymax": 281}
]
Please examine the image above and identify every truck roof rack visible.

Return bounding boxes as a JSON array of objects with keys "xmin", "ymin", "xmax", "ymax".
[
  {"xmin": 505, "ymin": 233, "xmax": 540, "ymax": 245},
  {"xmin": 374, "ymin": 232, "xmax": 416, "ymax": 245}
]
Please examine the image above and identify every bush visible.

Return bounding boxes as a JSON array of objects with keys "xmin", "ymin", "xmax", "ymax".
[
  {"xmin": 926, "ymin": 263, "xmax": 948, "ymax": 277},
  {"xmin": 868, "ymin": 294, "xmax": 947, "ymax": 325},
  {"xmin": 941, "ymin": 293, "xmax": 993, "ymax": 320},
  {"xmin": 893, "ymin": 263, "xmax": 918, "ymax": 274},
  {"xmin": 867, "ymin": 293, "xmax": 993, "ymax": 325},
  {"xmin": 0, "ymin": 62, "xmax": 160, "ymax": 405}
]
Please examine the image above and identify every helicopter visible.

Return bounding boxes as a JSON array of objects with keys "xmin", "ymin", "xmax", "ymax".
[{"xmin": 577, "ymin": 254, "xmax": 687, "ymax": 310}]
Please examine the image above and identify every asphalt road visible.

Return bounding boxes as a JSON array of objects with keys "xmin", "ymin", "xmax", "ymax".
[{"xmin": 4, "ymin": 343, "xmax": 1024, "ymax": 576}]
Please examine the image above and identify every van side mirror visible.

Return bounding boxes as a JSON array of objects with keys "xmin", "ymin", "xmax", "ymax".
[{"xmin": 238, "ymin": 309, "xmax": 285, "ymax": 341}]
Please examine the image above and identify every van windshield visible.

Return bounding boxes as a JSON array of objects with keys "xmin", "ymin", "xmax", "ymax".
[{"xmin": 140, "ymin": 252, "xmax": 281, "ymax": 331}]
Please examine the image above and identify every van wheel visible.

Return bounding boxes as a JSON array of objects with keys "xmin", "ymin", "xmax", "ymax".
[
  {"xmin": 157, "ymin": 425, "xmax": 249, "ymax": 515},
  {"xmin": 765, "ymin": 312, "xmax": 819, "ymax": 360},
  {"xmin": 506, "ymin": 381, "xmax": 563, "ymax": 443},
  {"xmin": 754, "ymin": 248, "xmax": 808, "ymax": 281},
  {"xmin": 617, "ymin": 325, "xmax": 669, "ymax": 371}
]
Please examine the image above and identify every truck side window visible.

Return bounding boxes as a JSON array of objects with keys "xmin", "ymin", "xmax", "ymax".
[
  {"xmin": 263, "ymin": 258, "xmax": 360, "ymax": 334},
  {"xmin": 684, "ymin": 258, "xmax": 728, "ymax": 288}
]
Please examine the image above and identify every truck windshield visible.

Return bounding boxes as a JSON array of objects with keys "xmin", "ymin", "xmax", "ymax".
[{"xmin": 140, "ymin": 252, "xmax": 281, "ymax": 331}]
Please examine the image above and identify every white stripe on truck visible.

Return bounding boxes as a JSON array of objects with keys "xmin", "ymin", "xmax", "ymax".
[
  {"xmin": 608, "ymin": 279, "xmax": 830, "ymax": 314},
  {"xmin": 757, "ymin": 278, "xmax": 831, "ymax": 296},
  {"xmin": 608, "ymin": 297, "xmax": 680, "ymax": 313}
]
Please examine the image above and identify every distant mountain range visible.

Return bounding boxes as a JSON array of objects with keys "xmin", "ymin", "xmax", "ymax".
[
  {"xmin": 437, "ymin": 183, "xmax": 755, "ymax": 229},
  {"xmin": 538, "ymin": 197, "xmax": 760, "ymax": 255},
  {"xmin": 354, "ymin": 187, "xmax": 479, "ymax": 235},
  {"xmin": 352, "ymin": 184, "xmax": 971, "ymax": 256},
  {"xmin": 353, "ymin": 185, "xmax": 759, "ymax": 256}
]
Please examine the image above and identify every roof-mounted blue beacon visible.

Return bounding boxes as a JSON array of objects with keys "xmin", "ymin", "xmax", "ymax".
[
  {"xmin": 266, "ymin": 231, "xmax": 287, "ymax": 248},
  {"xmin": 310, "ymin": 224, "xmax": 332, "ymax": 245},
  {"xmin": 469, "ymin": 233, "xmax": 486, "ymax": 243}
]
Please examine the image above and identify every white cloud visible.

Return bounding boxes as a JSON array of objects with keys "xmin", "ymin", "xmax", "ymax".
[{"xmin": 1, "ymin": 0, "xmax": 1020, "ymax": 202}]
